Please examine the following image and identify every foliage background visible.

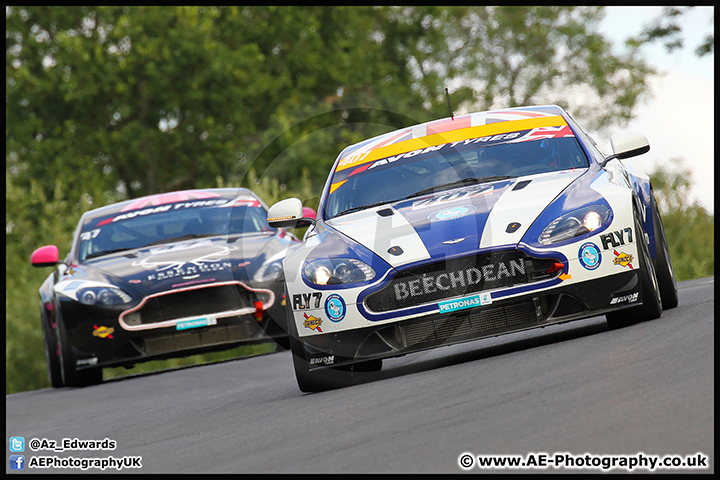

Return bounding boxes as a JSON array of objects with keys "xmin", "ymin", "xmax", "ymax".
[{"xmin": 6, "ymin": 6, "xmax": 713, "ymax": 394}]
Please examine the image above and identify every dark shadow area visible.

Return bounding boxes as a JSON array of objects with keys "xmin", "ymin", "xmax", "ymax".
[{"xmin": 344, "ymin": 317, "xmax": 611, "ymax": 389}]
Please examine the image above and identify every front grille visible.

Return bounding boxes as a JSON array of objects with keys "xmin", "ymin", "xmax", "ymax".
[
  {"xmin": 365, "ymin": 251, "xmax": 559, "ymax": 312},
  {"xmin": 139, "ymin": 323, "xmax": 259, "ymax": 355},
  {"xmin": 122, "ymin": 282, "xmax": 273, "ymax": 327},
  {"xmin": 399, "ymin": 300, "xmax": 538, "ymax": 348}
]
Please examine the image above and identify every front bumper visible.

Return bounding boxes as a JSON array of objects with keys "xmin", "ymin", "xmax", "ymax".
[
  {"xmin": 68, "ymin": 313, "xmax": 276, "ymax": 370},
  {"xmin": 296, "ymin": 270, "xmax": 641, "ymax": 370},
  {"xmin": 60, "ymin": 280, "xmax": 287, "ymax": 370}
]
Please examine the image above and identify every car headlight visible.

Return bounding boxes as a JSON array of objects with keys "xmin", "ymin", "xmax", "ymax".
[
  {"xmin": 304, "ymin": 258, "xmax": 376, "ymax": 285},
  {"xmin": 538, "ymin": 205, "xmax": 611, "ymax": 245},
  {"xmin": 78, "ymin": 287, "xmax": 133, "ymax": 306}
]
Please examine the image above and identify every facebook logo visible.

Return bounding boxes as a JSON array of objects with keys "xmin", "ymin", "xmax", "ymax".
[
  {"xmin": 9, "ymin": 455, "xmax": 25, "ymax": 470},
  {"xmin": 9, "ymin": 437, "xmax": 25, "ymax": 452}
]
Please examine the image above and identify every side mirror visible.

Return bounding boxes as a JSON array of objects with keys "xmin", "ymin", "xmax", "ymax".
[
  {"xmin": 611, "ymin": 132, "xmax": 650, "ymax": 159},
  {"xmin": 600, "ymin": 132, "xmax": 650, "ymax": 167},
  {"xmin": 268, "ymin": 198, "xmax": 316, "ymax": 229},
  {"xmin": 31, "ymin": 245, "xmax": 59, "ymax": 267}
]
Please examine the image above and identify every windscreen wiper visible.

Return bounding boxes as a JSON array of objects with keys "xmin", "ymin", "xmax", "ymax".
[
  {"xmin": 84, "ymin": 248, "xmax": 133, "ymax": 260},
  {"xmin": 141, "ymin": 233, "xmax": 215, "ymax": 248},
  {"xmin": 406, "ymin": 175, "xmax": 515, "ymax": 199},
  {"xmin": 333, "ymin": 199, "xmax": 406, "ymax": 218}
]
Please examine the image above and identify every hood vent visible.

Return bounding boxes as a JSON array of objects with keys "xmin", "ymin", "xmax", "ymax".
[{"xmin": 512, "ymin": 180, "xmax": 532, "ymax": 190}]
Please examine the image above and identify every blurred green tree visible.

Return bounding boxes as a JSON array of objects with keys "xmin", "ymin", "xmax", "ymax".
[
  {"xmin": 7, "ymin": 6, "xmax": 658, "ymax": 200},
  {"xmin": 649, "ymin": 162, "xmax": 714, "ymax": 281},
  {"xmin": 628, "ymin": 6, "xmax": 714, "ymax": 57}
]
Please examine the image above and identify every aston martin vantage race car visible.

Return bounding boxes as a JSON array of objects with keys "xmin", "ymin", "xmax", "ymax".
[
  {"xmin": 31, "ymin": 188, "xmax": 313, "ymax": 387},
  {"xmin": 267, "ymin": 104, "xmax": 678, "ymax": 392}
]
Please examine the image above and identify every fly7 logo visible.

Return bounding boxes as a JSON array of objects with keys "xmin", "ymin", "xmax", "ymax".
[
  {"xmin": 292, "ymin": 292, "xmax": 322, "ymax": 310},
  {"xmin": 600, "ymin": 227, "xmax": 633, "ymax": 250}
]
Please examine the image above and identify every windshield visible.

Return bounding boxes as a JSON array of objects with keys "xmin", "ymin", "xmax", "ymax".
[
  {"xmin": 77, "ymin": 200, "xmax": 272, "ymax": 262},
  {"xmin": 324, "ymin": 127, "xmax": 589, "ymax": 219}
]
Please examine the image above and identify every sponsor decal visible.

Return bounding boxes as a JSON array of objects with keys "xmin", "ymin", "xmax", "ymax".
[
  {"xmin": 92, "ymin": 325, "xmax": 114, "ymax": 339},
  {"xmin": 507, "ymin": 124, "xmax": 574, "ymax": 143},
  {"xmin": 120, "ymin": 190, "xmax": 222, "ymax": 212},
  {"xmin": 176, "ymin": 316, "xmax": 217, "ymax": 331},
  {"xmin": 97, "ymin": 205, "xmax": 172, "ymax": 226},
  {"xmin": 97, "ymin": 198, "xmax": 231, "ymax": 226},
  {"xmin": 429, "ymin": 205, "xmax": 476, "ymax": 222},
  {"xmin": 364, "ymin": 133, "xmax": 524, "ymax": 173},
  {"xmin": 366, "ymin": 145, "xmax": 443, "ymax": 171},
  {"xmin": 80, "ymin": 228, "xmax": 101, "ymax": 241},
  {"xmin": 303, "ymin": 313, "xmax": 323, "ymax": 332},
  {"xmin": 439, "ymin": 294, "xmax": 481, "ymax": 313},
  {"xmin": 612, "ymin": 250, "xmax": 634, "ymax": 269},
  {"xmin": 148, "ymin": 261, "xmax": 232, "ymax": 281},
  {"xmin": 578, "ymin": 242, "xmax": 602, "ymax": 270},
  {"xmin": 325, "ymin": 294, "xmax": 346, "ymax": 322},
  {"xmin": 438, "ymin": 292, "xmax": 492, "ymax": 313},
  {"xmin": 132, "ymin": 244, "xmax": 237, "ymax": 282},
  {"xmin": 292, "ymin": 292, "xmax": 323, "ymax": 310},
  {"xmin": 310, "ymin": 355, "xmax": 335, "ymax": 366},
  {"xmin": 334, "ymin": 115, "xmax": 567, "ymax": 173},
  {"xmin": 600, "ymin": 228, "xmax": 633, "ymax": 250},
  {"xmin": 610, "ymin": 292, "xmax": 639, "ymax": 305},
  {"xmin": 393, "ymin": 258, "xmax": 525, "ymax": 301}
]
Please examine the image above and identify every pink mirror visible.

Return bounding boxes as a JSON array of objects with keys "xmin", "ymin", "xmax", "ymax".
[
  {"xmin": 31, "ymin": 245, "xmax": 59, "ymax": 267},
  {"xmin": 302, "ymin": 207, "xmax": 317, "ymax": 220}
]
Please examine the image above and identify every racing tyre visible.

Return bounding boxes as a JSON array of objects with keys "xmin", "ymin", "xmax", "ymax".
[
  {"xmin": 342, "ymin": 358, "xmax": 383, "ymax": 373},
  {"xmin": 40, "ymin": 304, "xmax": 63, "ymax": 388},
  {"xmin": 291, "ymin": 345, "xmax": 355, "ymax": 393},
  {"xmin": 651, "ymin": 194, "xmax": 679, "ymax": 309},
  {"xmin": 57, "ymin": 319, "xmax": 102, "ymax": 387},
  {"xmin": 291, "ymin": 346, "xmax": 382, "ymax": 392},
  {"xmin": 606, "ymin": 210, "xmax": 662, "ymax": 329},
  {"xmin": 285, "ymin": 299, "xmax": 353, "ymax": 392}
]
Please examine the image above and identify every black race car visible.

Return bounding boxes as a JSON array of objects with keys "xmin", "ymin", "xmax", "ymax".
[{"xmin": 31, "ymin": 188, "xmax": 313, "ymax": 387}]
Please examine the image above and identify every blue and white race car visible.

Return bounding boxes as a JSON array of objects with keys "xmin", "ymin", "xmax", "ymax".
[{"xmin": 267, "ymin": 105, "xmax": 678, "ymax": 392}]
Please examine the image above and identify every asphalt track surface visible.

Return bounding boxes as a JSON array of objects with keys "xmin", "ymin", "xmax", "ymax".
[{"xmin": 6, "ymin": 277, "xmax": 714, "ymax": 474}]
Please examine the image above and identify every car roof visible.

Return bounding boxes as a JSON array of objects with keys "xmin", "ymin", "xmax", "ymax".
[
  {"xmin": 336, "ymin": 104, "xmax": 568, "ymax": 161},
  {"xmin": 80, "ymin": 188, "xmax": 262, "ymax": 221}
]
